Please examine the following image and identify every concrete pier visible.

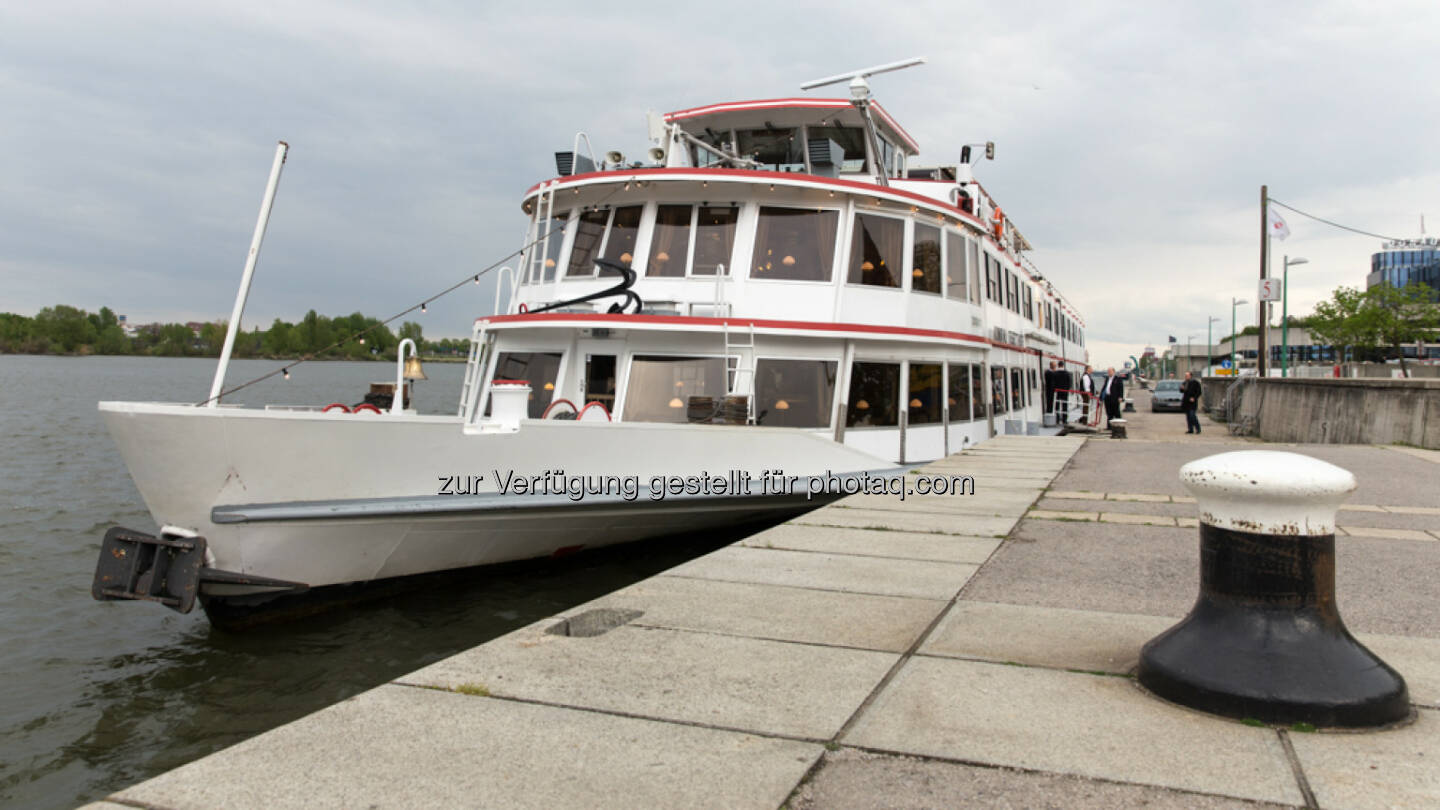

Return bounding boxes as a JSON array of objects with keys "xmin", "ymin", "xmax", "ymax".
[{"xmin": 83, "ymin": 395, "xmax": 1440, "ymax": 809}]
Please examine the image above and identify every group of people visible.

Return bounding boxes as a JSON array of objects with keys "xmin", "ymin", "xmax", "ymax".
[
  {"xmin": 1042, "ymin": 362, "xmax": 1126, "ymax": 430},
  {"xmin": 1041, "ymin": 362, "xmax": 1074, "ymax": 423}
]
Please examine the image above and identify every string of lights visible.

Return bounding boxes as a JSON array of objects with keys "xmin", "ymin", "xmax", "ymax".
[
  {"xmin": 1269, "ymin": 199, "xmax": 1404, "ymax": 243},
  {"xmin": 195, "ymin": 178, "xmax": 631, "ymax": 406}
]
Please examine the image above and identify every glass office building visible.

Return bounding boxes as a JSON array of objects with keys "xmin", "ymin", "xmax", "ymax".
[{"xmin": 1367, "ymin": 237, "xmax": 1440, "ymax": 298}]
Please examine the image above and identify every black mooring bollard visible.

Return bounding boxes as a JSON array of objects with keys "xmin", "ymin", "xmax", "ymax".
[{"xmin": 1137, "ymin": 450, "xmax": 1410, "ymax": 728}]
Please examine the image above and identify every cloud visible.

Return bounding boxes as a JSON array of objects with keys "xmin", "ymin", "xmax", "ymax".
[{"xmin": 2, "ymin": 0, "xmax": 1438, "ymax": 362}]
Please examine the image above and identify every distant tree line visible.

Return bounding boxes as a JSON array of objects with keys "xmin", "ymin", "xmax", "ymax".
[{"xmin": 0, "ymin": 305, "xmax": 469, "ymax": 360}]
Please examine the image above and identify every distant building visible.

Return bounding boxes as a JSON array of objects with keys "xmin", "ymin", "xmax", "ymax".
[{"xmin": 1367, "ymin": 237, "xmax": 1440, "ymax": 298}]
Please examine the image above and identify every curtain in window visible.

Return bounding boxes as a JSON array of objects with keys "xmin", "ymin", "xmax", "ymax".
[
  {"xmin": 913, "ymin": 224, "xmax": 941, "ymax": 294},
  {"xmin": 752, "ymin": 208, "xmax": 838, "ymax": 282},
  {"xmin": 648, "ymin": 205, "xmax": 692, "ymax": 278},
  {"xmin": 847, "ymin": 214, "xmax": 903, "ymax": 287}
]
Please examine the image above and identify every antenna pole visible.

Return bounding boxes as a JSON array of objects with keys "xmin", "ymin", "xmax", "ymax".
[{"xmin": 207, "ymin": 141, "xmax": 289, "ymax": 407}]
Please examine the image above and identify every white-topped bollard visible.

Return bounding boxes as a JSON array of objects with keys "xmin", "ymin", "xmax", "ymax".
[
  {"xmin": 488, "ymin": 380, "xmax": 531, "ymax": 431},
  {"xmin": 1138, "ymin": 451, "xmax": 1409, "ymax": 728}
]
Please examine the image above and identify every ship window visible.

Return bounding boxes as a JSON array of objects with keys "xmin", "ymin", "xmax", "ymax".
[
  {"xmin": 971, "ymin": 363, "xmax": 986, "ymax": 419},
  {"xmin": 600, "ymin": 205, "xmax": 643, "ymax": 274},
  {"xmin": 846, "ymin": 361, "xmax": 900, "ymax": 427},
  {"xmin": 584, "ymin": 354, "xmax": 617, "ymax": 408},
  {"xmin": 1023, "ymin": 285, "xmax": 1033, "ymax": 321},
  {"xmin": 992, "ymin": 365, "xmax": 1008, "ymax": 414},
  {"xmin": 879, "ymin": 138, "xmax": 895, "ymax": 177},
  {"xmin": 968, "ymin": 240, "xmax": 981, "ymax": 304},
  {"xmin": 948, "ymin": 363, "xmax": 972, "ymax": 422},
  {"xmin": 847, "ymin": 213, "xmax": 903, "ymax": 288},
  {"xmin": 908, "ymin": 362, "xmax": 943, "ymax": 424},
  {"xmin": 536, "ymin": 214, "xmax": 568, "ymax": 283},
  {"xmin": 913, "ymin": 224, "xmax": 942, "ymax": 294},
  {"xmin": 751, "ymin": 207, "xmax": 839, "ymax": 282},
  {"xmin": 755, "ymin": 359, "xmax": 837, "ymax": 428},
  {"xmin": 736, "ymin": 128, "xmax": 804, "ymax": 172},
  {"xmin": 945, "ymin": 231, "xmax": 967, "ymax": 300},
  {"xmin": 622, "ymin": 355, "xmax": 727, "ymax": 424},
  {"xmin": 565, "ymin": 209, "xmax": 610, "ymax": 277},
  {"xmin": 693, "ymin": 205, "xmax": 738, "ymax": 275},
  {"xmin": 487, "ymin": 352, "xmax": 562, "ymax": 419},
  {"xmin": 648, "ymin": 205, "xmax": 692, "ymax": 278},
  {"xmin": 1011, "ymin": 368, "xmax": 1023, "ymax": 411},
  {"xmin": 817, "ymin": 125, "xmax": 869, "ymax": 173}
]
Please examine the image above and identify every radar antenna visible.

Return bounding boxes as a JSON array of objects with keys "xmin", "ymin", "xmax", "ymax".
[{"xmin": 800, "ymin": 57, "xmax": 924, "ymax": 187}]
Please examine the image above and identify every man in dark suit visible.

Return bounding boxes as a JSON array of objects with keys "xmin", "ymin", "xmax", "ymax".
[
  {"xmin": 1043, "ymin": 361, "xmax": 1057, "ymax": 416},
  {"xmin": 1101, "ymin": 366, "xmax": 1124, "ymax": 429},
  {"xmin": 1182, "ymin": 371, "xmax": 1203, "ymax": 434}
]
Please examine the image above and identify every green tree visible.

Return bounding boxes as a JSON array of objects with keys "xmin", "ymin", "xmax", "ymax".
[
  {"xmin": 35, "ymin": 305, "xmax": 98, "ymax": 352},
  {"xmin": 1364, "ymin": 282, "xmax": 1440, "ymax": 376},
  {"xmin": 398, "ymin": 321, "xmax": 423, "ymax": 345},
  {"xmin": 1308, "ymin": 286, "xmax": 1375, "ymax": 364},
  {"xmin": 0, "ymin": 313, "xmax": 34, "ymax": 351},
  {"xmin": 95, "ymin": 325, "xmax": 129, "ymax": 354}
]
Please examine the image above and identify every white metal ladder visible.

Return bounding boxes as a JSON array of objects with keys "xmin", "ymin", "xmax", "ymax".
[
  {"xmin": 723, "ymin": 321, "xmax": 757, "ymax": 423},
  {"xmin": 457, "ymin": 325, "xmax": 494, "ymax": 419}
]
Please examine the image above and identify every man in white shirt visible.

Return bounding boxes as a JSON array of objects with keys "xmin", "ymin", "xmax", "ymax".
[
  {"xmin": 1102, "ymin": 366, "xmax": 1124, "ymax": 429},
  {"xmin": 1079, "ymin": 365, "xmax": 1094, "ymax": 423}
]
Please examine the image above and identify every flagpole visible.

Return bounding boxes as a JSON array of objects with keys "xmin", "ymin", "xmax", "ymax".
[{"xmin": 1258, "ymin": 185, "xmax": 1270, "ymax": 378}]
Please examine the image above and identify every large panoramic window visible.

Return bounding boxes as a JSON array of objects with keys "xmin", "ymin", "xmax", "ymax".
[
  {"xmin": 565, "ymin": 209, "xmax": 609, "ymax": 277},
  {"xmin": 754, "ymin": 359, "xmax": 837, "ymax": 428},
  {"xmin": 751, "ymin": 207, "xmax": 838, "ymax": 282},
  {"xmin": 600, "ymin": 205, "xmax": 643, "ymax": 273},
  {"xmin": 535, "ymin": 214, "xmax": 568, "ymax": 283},
  {"xmin": 948, "ymin": 363, "xmax": 972, "ymax": 422},
  {"xmin": 736, "ymin": 128, "xmax": 804, "ymax": 172},
  {"xmin": 845, "ymin": 362, "xmax": 900, "ymax": 428},
  {"xmin": 944, "ymin": 231, "xmax": 967, "ymax": 300},
  {"xmin": 647, "ymin": 205, "xmax": 692, "ymax": 278},
  {"xmin": 847, "ymin": 213, "xmax": 903, "ymax": 288},
  {"xmin": 693, "ymin": 206, "xmax": 738, "ymax": 275},
  {"xmin": 807, "ymin": 124, "xmax": 869, "ymax": 172},
  {"xmin": 912, "ymin": 224, "xmax": 942, "ymax": 294},
  {"xmin": 908, "ymin": 362, "xmax": 943, "ymax": 424},
  {"xmin": 488, "ymin": 352, "xmax": 562, "ymax": 419},
  {"xmin": 622, "ymin": 355, "xmax": 727, "ymax": 424}
]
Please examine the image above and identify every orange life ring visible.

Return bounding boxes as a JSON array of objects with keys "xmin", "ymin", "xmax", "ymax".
[
  {"xmin": 322, "ymin": 403, "xmax": 351, "ymax": 413},
  {"xmin": 577, "ymin": 401, "xmax": 612, "ymax": 421},
  {"xmin": 991, "ymin": 206, "xmax": 1004, "ymax": 239},
  {"xmin": 353, "ymin": 403, "xmax": 382, "ymax": 415}
]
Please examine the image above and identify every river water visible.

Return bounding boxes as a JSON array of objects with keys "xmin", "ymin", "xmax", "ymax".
[{"xmin": 0, "ymin": 355, "xmax": 752, "ymax": 809}]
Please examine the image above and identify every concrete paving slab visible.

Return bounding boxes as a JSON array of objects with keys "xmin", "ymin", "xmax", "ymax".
[
  {"xmin": 834, "ymin": 493, "xmax": 1037, "ymax": 517},
  {"xmin": 1388, "ymin": 445, "xmax": 1440, "ymax": 465},
  {"xmin": 1288, "ymin": 708, "xmax": 1440, "ymax": 810},
  {"xmin": 1342, "ymin": 503, "xmax": 1389, "ymax": 513},
  {"xmin": 1027, "ymin": 509, "xmax": 1098, "ymax": 521},
  {"xmin": 740, "ymin": 523, "xmax": 1001, "ymax": 564},
  {"xmin": 1432, "ymin": 530, "xmax": 1440, "ymax": 542},
  {"xmin": 1106, "ymin": 492, "xmax": 1173, "ymax": 502},
  {"xmin": 845, "ymin": 657, "xmax": 1304, "ymax": 805},
  {"xmin": 1178, "ymin": 516, "xmax": 1200, "ymax": 528},
  {"xmin": 1039, "ymin": 498, "xmax": 1195, "ymax": 517},
  {"xmin": 1386, "ymin": 505, "xmax": 1440, "ymax": 515},
  {"xmin": 1099, "ymin": 512, "xmax": 1179, "ymax": 527},
  {"xmin": 668, "ymin": 545, "xmax": 979, "ymax": 600},
  {"xmin": 113, "ymin": 684, "xmax": 823, "ymax": 810},
  {"xmin": 796, "ymin": 506, "xmax": 1017, "ymax": 537},
  {"xmin": 790, "ymin": 748, "xmax": 1292, "ymax": 810},
  {"xmin": 923, "ymin": 601, "xmax": 1173, "ymax": 674},
  {"xmin": 1047, "ymin": 490, "xmax": 1105, "ymax": 500},
  {"xmin": 577, "ymin": 575, "xmax": 944, "ymax": 653},
  {"xmin": 1340, "ymin": 526, "xmax": 1435, "ymax": 542},
  {"xmin": 402, "ymin": 623, "xmax": 896, "ymax": 740}
]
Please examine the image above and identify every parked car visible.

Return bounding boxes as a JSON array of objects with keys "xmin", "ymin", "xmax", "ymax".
[{"xmin": 1151, "ymin": 379, "xmax": 1184, "ymax": 412}]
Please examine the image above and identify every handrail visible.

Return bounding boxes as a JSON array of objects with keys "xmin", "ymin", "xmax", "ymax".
[
  {"xmin": 526, "ymin": 259, "xmax": 642, "ymax": 315},
  {"xmin": 493, "ymin": 266, "xmax": 518, "ymax": 315},
  {"xmin": 572, "ymin": 131, "xmax": 598, "ymax": 170}
]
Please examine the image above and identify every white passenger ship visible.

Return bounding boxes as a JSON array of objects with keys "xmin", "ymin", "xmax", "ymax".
[{"xmin": 95, "ymin": 63, "xmax": 1088, "ymax": 622}]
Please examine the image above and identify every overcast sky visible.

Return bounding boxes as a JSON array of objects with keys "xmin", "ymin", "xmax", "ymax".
[{"xmin": 4, "ymin": 0, "xmax": 1439, "ymax": 367}]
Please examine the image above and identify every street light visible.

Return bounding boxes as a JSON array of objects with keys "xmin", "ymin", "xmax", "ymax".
[
  {"xmin": 1281, "ymin": 255, "xmax": 1308, "ymax": 378},
  {"xmin": 1207, "ymin": 316, "xmax": 1222, "ymax": 376},
  {"xmin": 1231, "ymin": 297, "xmax": 1248, "ymax": 374}
]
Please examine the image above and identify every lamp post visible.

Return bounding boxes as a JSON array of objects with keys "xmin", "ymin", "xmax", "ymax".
[
  {"xmin": 1231, "ymin": 298, "xmax": 1248, "ymax": 374},
  {"xmin": 1281, "ymin": 256, "xmax": 1308, "ymax": 378},
  {"xmin": 1207, "ymin": 316, "xmax": 1222, "ymax": 376},
  {"xmin": 1187, "ymin": 335, "xmax": 1199, "ymax": 376}
]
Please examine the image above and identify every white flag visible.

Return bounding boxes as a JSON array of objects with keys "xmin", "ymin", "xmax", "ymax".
[{"xmin": 1267, "ymin": 207, "xmax": 1290, "ymax": 240}]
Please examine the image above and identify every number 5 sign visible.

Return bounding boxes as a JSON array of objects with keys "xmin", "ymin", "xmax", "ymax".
[{"xmin": 1258, "ymin": 278, "xmax": 1282, "ymax": 302}]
